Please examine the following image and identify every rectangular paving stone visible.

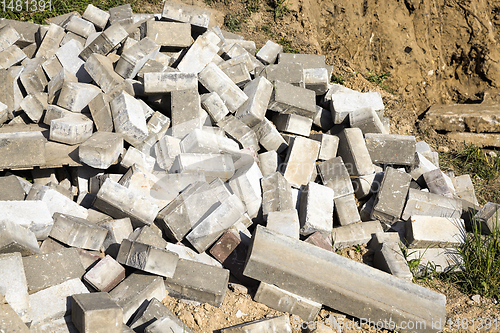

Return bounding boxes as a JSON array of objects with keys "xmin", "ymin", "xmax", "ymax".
[
  {"xmin": 130, "ymin": 298, "xmax": 194, "ymax": 333},
  {"xmin": 406, "ymin": 215, "xmax": 465, "ymax": 248},
  {"xmin": 266, "ymin": 209, "xmax": 300, "ymax": 239},
  {"xmin": 365, "ymin": 134, "xmax": 417, "ymax": 166},
  {"xmin": 261, "ymin": 171, "xmax": 294, "ymax": 218},
  {"xmin": 71, "ymin": 292, "xmax": 122, "ymax": 333},
  {"xmin": 474, "ymin": 202, "xmax": 500, "ymax": 234},
  {"xmin": 0, "ymin": 220, "xmax": 40, "ymax": 256},
  {"xmin": 273, "ymin": 113, "xmax": 313, "ymax": 137},
  {"xmin": 85, "ymin": 53, "xmax": 124, "ymax": 93},
  {"xmin": 317, "ymin": 156, "xmax": 354, "ymax": 199},
  {"xmin": 82, "ymin": 4, "xmax": 110, "ymax": 30},
  {"xmin": 299, "ymin": 182, "xmax": 334, "ymax": 236},
  {"xmin": 170, "ymin": 153, "xmax": 235, "ymax": 182},
  {"xmin": 268, "ymin": 80, "xmax": 316, "ymax": 119},
  {"xmin": 283, "ymin": 136, "xmax": 320, "ymax": 188},
  {"xmin": 49, "ymin": 213, "xmax": 108, "ymax": 251},
  {"xmin": 334, "ymin": 194, "xmax": 360, "ymax": 226},
  {"xmin": 252, "ymin": 118, "xmax": 288, "ymax": 153},
  {"xmin": 0, "ymin": 293, "xmax": 30, "ymax": 333},
  {"xmin": 161, "ymin": 1, "xmax": 210, "ymax": 32},
  {"xmin": 337, "ymin": 128, "xmax": 374, "ymax": 176},
  {"xmin": 116, "ymin": 37, "xmax": 160, "ymax": 79},
  {"xmin": 423, "ymin": 169, "xmax": 455, "ymax": 198},
  {"xmin": 220, "ymin": 315, "xmax": 292, "ymax": 333},
  {"xmin": 235, "ymin": 76, "xmax": 273, "ymax": 127},
  {"xmin": 177, "ymin": 30, "xmax": 220, "ymax": 74},
  {"xmin": 0, "ymin": 252, "xmax": 31, "ymax": 322},
  {"xmin": 110, "ymin": 91, "xmax": 149, "ymax": 146},
  {"xmin": 402, "ymin": 188, "xmax": 463, "ymax": 221},
  {"xmin": 80, "ymin": 24, "xmax": 128, "ymax": 61},
  {"xmin": 373, "ymin": 242, "xmax": 412, "ymax": 281}
]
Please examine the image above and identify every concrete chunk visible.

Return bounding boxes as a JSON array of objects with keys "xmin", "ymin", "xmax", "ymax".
[
  {"xmin": 365, "ymin": 134, "xmax": 417, "ymax": 166},
  {"xmin": 49, "ymin": 114, "xmax": 94, "ymax": 145},
  {"xmin": 82, "ymin": 4, "xmax": 110, "ymax": 30},
  {"xmin": 109, "ymin": 273, "xmax": 166, "ymax": 324},
  {"xmin": 161, "ymin": 1, "xmax": 210, "ymax": 32},
  {"xmin": 269, "ymin": 80, "xmax": 316, "ymax": 119},
  {"xmin": 299, "ymin": 182, "xmax": 334, "ymax": 236},
  {"xmin": 49, "ymin": 213, "xmax": 108, "ymax": 251},
  {"xmin": 0, "ymin": 220, "xmax": 40, "ymax": 256},
  {"xmin": 0, "ymin": 253, "xmax": 31, "ymax": 322},
  {"xmin": 170, "ymin": 153, "xmax": 235, "ymax": 181},
  {"xmin": 199, "ymin": 62, "xmax": 248, "ymax": 112},
  {"xmin": 29, "ymin": 278, "xmax": 89, "ymax": 326},
  {"xmin": 402, "ymin": 188, "xmax": 463, "ymax": 221},
  {"xmin": 71, "ymin": 293, "xmax": 122, "ymax": 333},
  {"xmin": 163, "ymin": 259, "xmax": 229, "ymax": 307},
  {"xmin": 117, "ymin": 239, "xmax": 179, "ymax": 278},
  {"xmin": 110, "ymin": 91, "xmax": 148, "ymax": 146},
  {"xmin": 0, "ymin": 201, "xmax": 53, "ymax": 240},
  {"xmin": 84, "ymin": 255, "xmax": 125, "ymax": 292},
  {"xmin": 94, "ymin": 178, "xmax": 159, "ymax": 228},
  {"xmin": 406, "ymin": 216, "xmax": 465, "ymax": 248},
  {"xmin": 235, "ymin": 76, "xmax": 273, "ymax": 127}
]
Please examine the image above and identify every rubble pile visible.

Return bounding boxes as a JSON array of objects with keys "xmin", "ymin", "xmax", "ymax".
[{"xmin": 0, "ymin": 2, "xmax": 497, "ymax": 332}]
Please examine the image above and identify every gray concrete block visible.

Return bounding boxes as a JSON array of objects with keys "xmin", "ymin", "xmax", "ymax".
[
  {"xmin": 56, "ymin": 81, "xmax": 101, "ymax": 112},
  {"xmin": 223, "ymin": 42, "xmax": 261, "ymax": 70},
  {"xmin": 235, "ymin": 76, "xmax": 273, "ymax": 127},
  {"xmin": 309, "ymin": 133, "xmax": 338, "ymax": 161},
  {"xmin": 180, "ymin": 128, "xmax": 240, "ymax": 155},
  {"xmin": 116, "ymin": 239, "xmax": 179, "ymax": 278},
  {"xmin": 334, "ymin": 194, "xmax": 360, "ymax": 226},
  {"xmin": 84, "ymin": 254, "xmax": 125, "ymax": 292},
  {"xmin": 256, "ymin": 40, "xmax": 282, "ymax": 65},
  {"xmin": 371, "ymin": 167, "xmax": 411, "ymax": 226},
  {"xmin": 254, "ymin": 282, "xmax": 321, "ymax": 322},
  {"xmin": 66, "ymin": 16, "xmax": 96, "ymax": 38},
  {"xmin": 30, "ymin": 186, "xmax": 88, "ymax": 220},
  {"xmin": 337, "ymin": 128, "xmax": 374, "ymax": 176},
  {"xmin": 154, "ymin": 135, "xmax": 181, "ymax": 170},
  {"xmin": 55, "ymin": 39, "xmax": 92, "ymax": 82},
  {"xmin": 20, "ymin": 92, "xmax": 47, "ymax": 123},
  {"xmin": 20, "ymin": 57, "xmax": 48, "ymax": 95},
  {"xmin": 131, "ymin": 298, "xmax": 194, "ymax": 333},
  {"xmin": 368, "ymin": 231, "xmax": 402, "ymax": 251},
  {"xmin": 217, "ymin": 115, "xmax": 259, "ymax": 152},
  {"xmin": 409, "ymin": 152, "xmax": 439, "ymax": 186},
  {"xmin": 317, "ymin": 157, "xmax": 354, "ymax": 199},
  {"xmin": 49, "ymin": 114, "xmax": 94, "ymax": 145},
  {"xmin": 304, "ymin": 231, "xmax": 333, "ymax": 251},
  {"xmin": 0, "ymin": 174, "xmax": 25, "ymax": 200},
  {"xmin": 252, "ymin": 118, "xmax": 288, "ymax": 152},
  {"xmin": 299, "ymin": 182, "xmax": 334, "ymax": 236},
  {"xmin": 423, "ymin": 169, "xmax": 455, "ymax": 198},
  {"xmin": 201, "ymin": 92, "xmax": 229, "ymax": 123},
  {"xmin": 219, "ymin": 61, "xmax": 251, "ymax": 89},
  {"xmin": 47, "ymin": 68, "xmax": 77, "ymax": 104},
  {"xmin": 0, "ymin": 44, "xmax": 26, "ymax": 69},
  {"xmin": 258, "ymin": 150, "xmax": 278, "ymax": 177},
  {"xmin": 163, "ymin": 258, "xmax": 229, "ymax": 307},
  {"xmin": 331, "ymin": 221, "xmax": 384, "ymax": 249},
  {"xmin": 143, "ymin": 21, "xmax": 192, "ymax": 48},
  {"xmin": 406, "ymin": 216, "xmax": 465, "ymax": 248},
  {"xmin": 0, "ymin": 65, "xmax": 24, "ymax": 115},
  {"xmin": 41, "ymin": 55, "xmax": 63, "ymax": 80},
  {"xmin": 273, "ymin": 113, "xmax": 313, "ymax": 137},
  {"xmin": 177, "ymin": 31, "xmax": 220, "ymax": 73},
  {"xmin": 170, "ymin": 153, "xmax": 235, "ymax": 182},
  {"xmin": 349, "ymin": 107, "xmax": 388, "ymax": 134},
  {"xmin": 100, "ymin": 218, "xmax": 133, "ymax": 253},
  {"xmin": 0, "ymin": 131, "xmax": 46, "ymax": 169},
  {"xmin": 129, "ymin": 226, "xmax": 168, "ymax": 249},
  {"xmin": 245, "ymin": 225, "xmax": 446, "ymax": 331},
  {"xmin": 80, "ymin": 24, "xmax": 128, "ymax": 61},
  {"xmin": 261, "ymin": 171, "xmax": 294, "ymax": 218},
  {"xmin": 0, "ymin": 24, "xmax": 20, "ymax": 51},
  {"xmin": 255, "ymin": 63, "xmax": 304, "ymax": 88},
  {"xmin": 266, "ymin": 209, "xmax": 300, "ymax": 239},
  {"xmin": 329, "ymin": 85, "xmax": 384, "ymax": 124},
  {"xmin": 220, "ymin": 315, "xmax": 292, "ymax": 332},
  {"xmin": 121, "ymin": 146, "xmax": 155, "ymax": 173},
  {"xmin": 304, "ymin": 67, "xmax": 329, "ymax": 95},
  {"xmin": 85, "ymin": 53, "xmax": 124, "ymax": 93},
  {"xmin": 71, "ymin": 292, "xmax": 122, "ymax": 333},
  {"xmin": 229, "ymin": 161, "xmax": 263, "ymax": 217},
  {"xmin": 312, "ymin": 105, "xmax": 334, "ymax": 131},
  {"xmin": 79, "ymin": 131, "xmax": 123, "ymax": 169},
  {"xmin": 116, "ymin": 37, "xmax": 160, "ymax": 79},
  {"xmin": 0, "ymin": 293, "xmax": 30, "ymax": 333},
  {"xmin": 167, "ymin": 242, "xmax": 222, "ymax": 267},
  {"xmin": 109, "ymin": 4, "xmax": 133, "ymax": 27},
  {"xmin": 161, "ymin": 1, "xmax": 210, "ymax": 32},
  {"xmin": 0, "ymin": 19, "xmax": 39, "ymax": 47},
  {"xmin": 0, "ymin": 252, "xmax": 31, "ymax": 322},
  {"xmin": 199, "ymin": 62, "xmax": 248, "ymax": 112},
  {"xmin": 283, "ymin": 136, "xmax": 320, "ymax": 188},
  {"xmin": 0, "ymin": 220, "xmax": 40, "ymax": 256},
  {"xmin": 82, "ymin": 4, "xmax": 110, "ymax": 30},
  {"xmin": 406, "ymin": 248, "xmax": 463, "ymax": 275},
  {"xmin": 268, "ymin": 80, "xmax": 316, "ymax": 119},
  {"xmin": 110, "ymin": 91, "xmax": 148, "ymax": 146},
  {"xmin": 402, "ymin": 188, "xmax": 463, "ymax": 221},
  {"xmin": 171, "ymin": 88, "xmax": 207, "ymax": 139},
  {"xmin": 0, "ymin": 201, "xmax": 53, "ymax": 240},
  {"xmin": 373, "ymin": 242, "xmax": 412, "ymax": 281},
  {"xmin": 474, "ymin": 202, "xmax": 500, "ymax": 234},
  {"xmin": 94, "ymin": 178, "xmax": 159, "ymax": 228},
  {"xmin": 35, "ymin": 23, "xmax": 65, "ymax": 59},
  {"xmin": 186, "ymin": 194, "xmax": 246, "ymax": 253},
  {"xmin": 109, "ymin": 273, "xmax": 166, "ymax": 324},
  {"xmin": 29, "ymin": 278, "xmax": 89, "ymax": 326},
  {"xmin": 143, "ymin": 72, "xmax": 197, "ymax": 94},
  {"xmin": 365, "ymin": 134, "xmax": 417, "ymax": 166},
  {"xmin": 49, "ymin": 213, "xmax": 108, "ymax": 251}
]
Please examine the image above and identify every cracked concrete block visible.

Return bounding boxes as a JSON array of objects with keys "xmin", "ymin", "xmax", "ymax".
[
  {"xmin": 117, "ymin": 239, "xmax": 179, "ymax": 278},
  {"xmin": 49, "ymin": 213, "xmax": 108, "ymax": 251},
  {"xmin": 49, "ymin": 114, "xmax": 94, "ymax": 145},
  {"xmin": 79, "ymin": 132, "xmax": 123, "ymax": 169},
  {"xmin": 371, "ymin": 167, "xmax": 411, "ymax": 226},
  {"xmin": 56, "ymin": 81, "xmax": 101, "ymax": 112},
  {"xmin": 163, "ymin": 258, "xmax": 229, "ymax": 307},
  {"xmin": 256, "ymin": 40, "xmax": 282, "ymax": 65},
  {"xmin": 283, "ymin": 136, "xmax": 320, "ymax": 188},
  {"xmin": 170, "ymin": 153, "xmax": 235, "ymax": 182},
  {"xmin": 0, "ymin": 252, "xmax": 31, "ymax": 322},
  {"xmin": 109, "ymin": 273, "xmax": 166, "ymax": 323},
  {"xmin": 29, "ymin": 278, "xmax": 89, "ymax": 326},
  {"xmin": 110, "ymin": 91, "xmax": 148, "ymax": 146},
  {"xmin": 80, "ymin": 24, "xmax": 128, "ymax": 61},
  {"xmin": 269, "ymin": 80, "xmax": 316, "ymax": 119},
  {"xmin": 299, "ymin": 182, "xmax": 334, "ymax": 236},
  {"xmin": 0, "ymin": 220, "xmax": 40, "ymax": 256},
  {"xmin": 94, "ymin": 178, "xmax": 159, "ymax": 228},
  {"xmin": 406, "ymin": 216, "xmax": 465, "ymax": 248},
  {"xmin": 235, "ymin": 76, "xmax": 273, "ymax": 127},
  {"xmin": 71, "ymin": 292, "xmax": 122, "ymax": 333},
  {"xmin": 82, "ymin": 4, "xmax": 110, "ymax": 30},
  {"xmin": 161, "ymin": 1, "xmax": 210, "ymax": 32},
  {"xmin": 199, "ymin": 62, "xmax": 248, "ymax": 112},
  {"xmin": 337, "ymin": 128, "xmax": 374, "ymax": 176}
]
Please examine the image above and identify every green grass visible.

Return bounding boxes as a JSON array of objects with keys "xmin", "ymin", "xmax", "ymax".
[
  {"xmin": 446, "ymin": 216, "xmax": 500, "ymax": 298},
  {"xmin": 0, "ymin": 0, "xmax": 161, "ymax": 24},
  {"xmin": 224, "ymin": 14, "xmax": 243, "ymax": 32},
  {"xmin": 277, "ymin": 37, "xmax": 299, "ymax": 53},
  {"xmin": 330, "ymin": 73, "xmax": 344, "ymax": 85},
  {"xmin": 271, "ymin": 0, "xmax": 289, "ymax": 21},
  {"xmin": 366, "ymin": 70, "xmax": 393, "ymax": 93}
]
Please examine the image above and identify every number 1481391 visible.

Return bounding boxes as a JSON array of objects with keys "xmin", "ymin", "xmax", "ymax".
[{"xmin": 2, "ymin": 0, "xmax": 51, "ymax": 12}]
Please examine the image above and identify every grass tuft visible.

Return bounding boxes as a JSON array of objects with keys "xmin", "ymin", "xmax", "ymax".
[
  {"xmin": 224, "ymin": 14, "xmax": 243, "ymax": 32},
  {"xmin": 330, "ymin": 73, "xmax": 344, "ymax": 85},
  {"xmin": 277, "ymin": 37, "xmax": 299, "ymax": 53},
  {"xmin": 366, "ymin": 70, "xmax": 393, "ymax": 93}
]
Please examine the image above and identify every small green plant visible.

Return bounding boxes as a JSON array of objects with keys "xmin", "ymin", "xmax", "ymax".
[
  {"xmin": 277, "ymin": 38, "xmax": 299, "ymax": 53},
  {"xmin": 246, "ymin": 0, "xmax": 260, "ymax": 13},
  {"xmin": 224, "ymin": 14, "xmax": 242, "ymax": 32},
  {"xmin": 366, "ymin": 70, "xmax": 393, "ymax": 93},
  {"xmin": 272, "ymin": 0, "xmax": 289, "ymax": 21},
  {"xmin": 456, "ymin": 145, "xmax": 500, "ymax": 182},
  {"xmin": 400, "ymin": 243, "xmax": 440, "ymax": 282},
  {"xmin": 354, "ymin": 244, "xmax": 362, "ymax": 253},
  {"xmin": 261, "ymin": 24, "xmax": 274, "ymax": 38},
  {"xmin": 448, "ymin": 215, "xmax": 500, "ymax": 298},
  {"xmin": 330, "ymin": 73, "xmax": 344, "ymax": 85}
]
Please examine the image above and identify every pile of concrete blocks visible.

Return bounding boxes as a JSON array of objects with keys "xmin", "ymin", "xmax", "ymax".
[{"xmin": 0, "ymin": 2, "xmax": 493, "ymax": 332}]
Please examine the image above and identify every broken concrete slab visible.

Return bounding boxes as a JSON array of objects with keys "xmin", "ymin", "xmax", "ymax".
[
  {"xmin": 220, "ymin": 315, "xmax": 292, "ymax": 333},
  {"xmin": 426, "ymin": 102, "xmax": 500, "ymax": 133}
]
